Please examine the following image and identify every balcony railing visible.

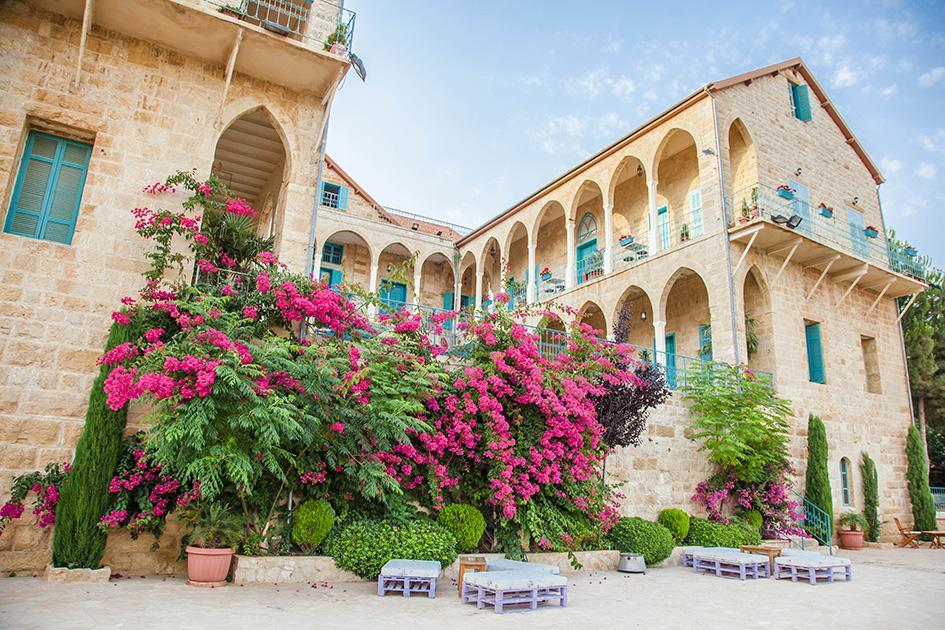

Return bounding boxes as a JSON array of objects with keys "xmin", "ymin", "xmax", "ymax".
[
  {"xmin": 730, "ymin": 184, "xmax": 929, "ymax": 282},
  {"xmin": 576, "ymin": 247, "xmax": 606, "ymax": 285},
  {"xmin": 206, "ymin": 0, "xmax": 356, "ymax": 51},
  {"xmin": 382, "ymin": 206, "xmax": 473, "ymax": 237},
  {"xmin": 538, "ymin": 265, "xmax": 566, "ymax": 301}
]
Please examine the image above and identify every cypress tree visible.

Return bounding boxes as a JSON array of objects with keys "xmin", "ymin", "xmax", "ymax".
[
  {"xmin": 804, "ymin": 415, "xmax": 833, "ymax": 538},
  {"xmin": 906, "ymin": 424, "xmax": 937, "ymax": 531},
  {"xmin": 860, "ymin": 452, "xmax": 880, "ymax": 542},
  {"xmin": 52, "ymin": 321, "xmax": 134, "ymax": 568}
]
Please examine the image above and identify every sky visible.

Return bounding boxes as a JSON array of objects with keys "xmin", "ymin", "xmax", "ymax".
[{"xmin": 327, "ymin": 0, "xmax": 945, "ymax": 262}]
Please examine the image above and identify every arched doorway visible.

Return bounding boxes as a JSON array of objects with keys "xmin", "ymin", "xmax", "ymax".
[
  {"xmin": 419, "ymin": 252, "xmax": 455, "ymax": 311},
  {"xmin": 532, "ymin": 201, "xmax": 567, "ymax": 301},
  {"xmin": 317, "ymin": 230, "xmax": 372, "ymax": 290},
  {"xmin": 609, "ymin": 155, "xmax": 649, "ymax": 270},
  {"xmin": 479, "ymin": 236, "xmax": 502, "ymax": 308},
  {"xmin": 212, "ymin": 108, "xmax": 288, "ymax": 240},
  {"xmin": 654, "ymin": 129, "xmax": 701, "ymax": 251},
  {"xmin": 661, "ymin": 267, "xmax": 712, "ymax": 387},
  {"xmin": 577, "ymin": 301, "xmax": 607, "ymax": 338},
  {"xmin": 613, "ymin": 285, "xmax": 656, "ymax": 351},
  {"xmin": 458, "ymin": 251, "xmax": 477, "ymax": 312},
  {"xmin": 728, "ymin": 118, "xmax": 759, "ymax": 218},
  {"xmin": 504, "ymin": 221, "xmax": 529, "ymax": 306},
  {"xmin": 376, "ymin": 242, "xmax": 413, "ymax": 310},
  {"xmin": 570, "ymin": 181, "xmax": 605, "ymax": 285}
]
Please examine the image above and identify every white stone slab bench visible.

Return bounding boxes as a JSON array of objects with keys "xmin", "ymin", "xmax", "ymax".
[
  {"xmin": 681, "ymin": 547, "xmax": 741, "ymax": 568},
  {"xmin": 462, "ymin": 570, "xmax": 568, "ymax": 614},
  {"xmin": 774, "ymin": 555, "xmax": 852, "ymax": 584},
  {"xmin": 485, "ymin": 558, "xmax": 560, "ymax": 574},
  {"xmin": 691, "ymin": 550, "xmax": 770, "ymax": 580},
  {"xmin": 377, "ymin": 560, "xmax": 440, "ymax": 598}
]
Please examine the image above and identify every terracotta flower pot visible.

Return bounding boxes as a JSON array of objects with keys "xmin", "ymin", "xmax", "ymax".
[
  {"xmin": 186, "ymin": 546, "xmax": 234, "ymax": 587},
  {"xmin": 838, "ymin": 529, "xmax": 865, "ymax": 550}
]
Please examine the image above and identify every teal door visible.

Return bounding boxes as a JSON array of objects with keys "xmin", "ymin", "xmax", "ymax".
[
  {"xmin": 379, "ymin": 280, "xmax": 407, "ymax": 313},
  {"xmin": 846, "ymin": 208, "xmax": 869, "ymax": 258},
  {"xmin": 665, "ymin": 333, "xmax": 677, "ymax": 389},
  {"xmin": 789, "ymin": 180, "xmax": 812, "ymax": 236},
  {"xmin": 576, "ymin": 238, "xmax": 598, "ymax": 284},
  {"xmin": 657, "ymin": 205, "xmax": 670, "ymax": 249}
]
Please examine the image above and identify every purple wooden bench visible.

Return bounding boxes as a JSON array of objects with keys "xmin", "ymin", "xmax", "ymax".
[
  {"xmin": 681, "ymin": 547, "xmax": 740, "ymax": 568},
  {"xmin": 462, "ymin": 570, "xmax": 568, "ymax": 614},
  {"xmin": 774, "ymin": 555, "xmax": 852, "ymax": 584},
  {"xmin": 377, "ymin": 559, "xmax": 440, "ymax": 598},
  {"xmin": 692, "ymin": 550, "xmax": 770, "ymax": 580}
]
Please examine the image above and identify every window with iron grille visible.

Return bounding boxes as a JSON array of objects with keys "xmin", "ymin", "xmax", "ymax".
[{"xmin": 322, "ymin": 242, "xmax": 344, "ymax": 265}]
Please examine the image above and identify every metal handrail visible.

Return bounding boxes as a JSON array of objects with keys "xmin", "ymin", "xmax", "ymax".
[
  {"xmin": 792, "ymin": 490, "xmax": 833, "ymax": 555},
  {"xmin": 205, "ymin": 0, "xmax": 356, "ymax": 51},
  {"xmin": 381, "ymin": 206, "xmax": 473, "ymax": 236}
]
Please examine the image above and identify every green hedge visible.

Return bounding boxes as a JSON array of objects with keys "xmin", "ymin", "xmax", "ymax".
[
  {"xmin": 683, "ymin": 517, "xmax": 761, "ymax": 547},
  {"xmin": 292, "ymin": 499, "xmax": 336, "ymax": 552},
  {"xmin": 739, "ymin": 509, "xmax": 763, "ymax": 531},
  {"xmin": 607, "ymin": 517, "xmax": 674, "ymax": 566},
  {"xmin": 331, "ymin": 519, "xmax": 458, "ymax": 579},
  {"xmin": 436, "ymin": 504, "xmax": 486, "ymax": 552},
  {"xmin": 657, "ymin": 508, "xmax": 690, "ymax": 542}
]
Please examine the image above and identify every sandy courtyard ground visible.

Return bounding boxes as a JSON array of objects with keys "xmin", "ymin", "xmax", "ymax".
[{"xmin": 1, "ymin": 548, "xmax": 943, "ymax": 629}]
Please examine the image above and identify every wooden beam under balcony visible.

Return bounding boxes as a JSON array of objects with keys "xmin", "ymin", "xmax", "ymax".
[{"xmin": 729, "ymin": 218, "xmax": 924, "ymax": 300}]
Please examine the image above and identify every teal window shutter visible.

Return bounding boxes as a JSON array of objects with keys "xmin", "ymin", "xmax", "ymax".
[
  {"xmin": 689, "ymin": 189, "xmax": 703, "ymax": 237},
  {"xmin": 321, "ymin": 242, "xmax": 344, "ymax": 265},
  {"xmin": 338, "ymin": 186, "xmax": 349, "ymax": 210},
  {"xmin": 792, "ymin": 84, "xmax": 812, "ymax": 122},
  {"xmin": 4, "ymin": 131, "xmax": 91, "ymax": 245},
  {"xmin": 443, "ymin": 291, "xmax": 454, "ymax": 310},
  {"xmin": 657, "ymin": 205, "xmax": 670, "ymax": 249},
  {"xmin": 805, "ymin": 322, "xmax": 826, "ymax": 383}
]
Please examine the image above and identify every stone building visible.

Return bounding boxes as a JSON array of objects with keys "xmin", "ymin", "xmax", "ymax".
[{"xmin": 0, "ymin": 0, "xmax": 926, "ymax": 573}]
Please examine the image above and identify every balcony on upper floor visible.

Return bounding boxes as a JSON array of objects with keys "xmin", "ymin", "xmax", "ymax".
[
  {"xmin": 728, "ymin": 183, "xmax": 926, "ymax": 299},
  {"xmin": 27, "ymin": 0, "xmax": 353, "ymax": 96}
]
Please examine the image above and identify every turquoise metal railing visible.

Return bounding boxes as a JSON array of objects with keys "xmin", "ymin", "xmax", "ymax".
[
  {"xmin": 731, "ymin": 183, "xmax": 929, "ymax": 282},
  {"xmin": 932, "ymin": 487, "xmax": 945, "ymax": 510},
  {"xmin": 793, "ymin": 490, "xmax": 833, "ymax": 555},
  {"xmin": 206, "ymin": 0, "xmax": 356, "ymax": 50},
  {"xmin": 576, "ymin": 248, "xmax": 605, "ymax": 285}
]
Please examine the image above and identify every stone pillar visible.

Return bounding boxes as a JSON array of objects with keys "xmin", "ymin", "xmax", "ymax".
[
  {"xmin": 653, "ymin": 319, "xmax": 667, "ymax": 363},
  {"xmin": 368, "ymin": 261, "xmax": 379, "ymax": 315},
  {"xmin": 603, "ymin": 201, "xmax": 614, "ymax": 275},
  {"xmin": 527, "ymin": 241, "xmax": 537, "ymax": 304},
  {"xmin": 475, "ymin": 270, "xmax": 483, "ymax": 311},
  {"xmin": 453, "ymin": 274, "xmax": 462, "ymax": 311},
  {"xmin": 412, "ymin": 267, "xmax": 422, "ymax": 309},
  {"xmin": 565, "ymin": 218, "xmax": 576, "ymax": 290},
  {"xmin": 647, "ymin": 178, "xmax": 660, "ymax": 255}
]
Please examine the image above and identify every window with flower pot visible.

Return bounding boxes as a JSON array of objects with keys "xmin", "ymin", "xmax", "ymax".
[{"xmin": 4, "ymin": 130, "xmax": 92, "ymax": 245}]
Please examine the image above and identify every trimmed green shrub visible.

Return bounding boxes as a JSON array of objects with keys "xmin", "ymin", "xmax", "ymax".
[
  {"xmin": 860, "ymin": 452, "xmax": 880, "ymax": 542},
  {"xmin": 683, "ymin": 517, "xmax": 762, "ymax": 548},
  {"xmin": 436, "ymin": 504, "xmax": 486, "ymax": 552},
  {"xmin": 607, "ymin": 517, "xmax": 675, "ymax": 566},
  {"xmin": 292, "ymin": 499, "xmax": 336, "ymax": 552},
  {"xmin": 657, "ymin": 508, "xmax": 690, "ymax": 542},
  {"xmin": 906, "ymin": 424, "xmax": 937, "ymax": 531},
  {"xmin": 52, "ymin": 321, "xmax": 135, "ymax": 569},
  {"xmin": 804, "ymin": 415, "xmax": 833, "ymax": 537},
  {"xmin": 739, "ymin": 509, "xmax": 763, "ymax": 531},
  {"xmin": 331, "ymin": 519, "xmax": 458, "ymax": 579}
]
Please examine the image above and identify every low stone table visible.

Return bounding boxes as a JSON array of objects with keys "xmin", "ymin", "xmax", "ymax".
[
  {"xmin": 377, "ymin": 560, "xmax": 440, "ymax": 598},
  {"xmin": 774, "ymin": 555, "xmax": 852, "ymax": 584},
  {"xmin": 692, "ymin": 550, "xmax": 770, "ymax": 580},
  {"xmin": 462, "ymin": 570, "xmax": 568, "ymax": 614}
]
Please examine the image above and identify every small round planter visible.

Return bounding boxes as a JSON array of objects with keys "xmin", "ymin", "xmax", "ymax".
[
  {"xmin": 838, "ymin": 529, "xmax": 865, "ymax": 550},
  {"xmin": 186, "ymin": 546, "xmax": 234, "ymax": 587}
]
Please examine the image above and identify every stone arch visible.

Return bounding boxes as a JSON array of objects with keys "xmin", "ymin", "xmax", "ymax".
[
  {"xmin": 479, "ymin": 236, "xmax": 503, "ymax": 301},
  {"xmin": 742, "ymin": 264, "xmax": 775, "ymax": 374},
  {"xmin": 375, "ymin": 241, "xmax": 414, "ymax": 305},
  {"xmin": 728, "ymin": 117, "xmax": 759, "ymax": 212},
  {"xmin": 530, "ymin": 200, "xmax": 567, "ymax": 245},
  {"xmin": 531, "ymin": 200, "xmax": 567, "ymax": 295},
  {"xmin": 653, "ymin": 128, "xmax": 701, "ymax": 250},
  {"xmin": 609, "ymin": 155, "xmax": 648, "ymax": 246},
  {"xmin": 577, "ymin": 300, "xmax": 607, "ymax": 337},
  {"xmin": 660, "ymin": 266, "xmax": 712, "ymax": 361},
  {"xmin": 568, "ymin": 179, "xmax": 605, "ymax": 223},
  {"xmin": 612, "ymin": 284, "xmax": 656, "ymax": 349},
  {"xmin": 503, "ymin": 221, "xmax": 530, "ymax": 303},
  {"xmin": 317, "ymin": 229, "xmax": 373, "ymax": 289},
  {"xmin": 419, "ymin": 251, "xmax": 455, "ymax": 309},
  {"xmin": 459, "ymin": 250, "xmax": 478, "ymax": 309}
]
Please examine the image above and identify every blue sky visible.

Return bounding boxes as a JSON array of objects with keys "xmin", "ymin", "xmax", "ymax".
[{"xmin": 328, "ymin": 0, "xmax": 945, "ymax": 262}]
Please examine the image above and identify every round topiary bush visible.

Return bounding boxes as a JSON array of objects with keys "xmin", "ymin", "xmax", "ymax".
[
  {"xmin": 607, "ymin": 517, "xmax": 675, "ymax": 566},
  {"xmin": 331, "ymin": 519, "xmax": 458, "ymax": 579},
  {"xmin": 437, "ymin": 504, "xmax": 486, "ymax": 552},
  {"xmin": 292, "ymin": 499, "xmax": 336, "ymax": 553},
  {"xmin": 683, "ymin": 517, "xmax": 762, "ymax": 548},
  {"xmin": 657, "ymin": 508, "xmax": 690, "ymax": 542}
]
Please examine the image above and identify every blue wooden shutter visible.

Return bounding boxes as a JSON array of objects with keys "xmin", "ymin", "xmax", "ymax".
[
  {"xmin": 443, "ymin": 291, "xmax": 454, "ymax": 310},
  {"xmin": 689, "ymin": 189, "xmax": 704, "ymax": 237},
  {"xmin": 805, "ymin": 322, "xmax": 825, "ymax": 384},
  {"xmin": 657, "ymin": 205, "xmax": 670, "ymax": 249},
  {"xmin": 318, "ymin": 180, "xmax": 327, "ymax": 205},
  {"xmin": 4, "ymin": 131, "xmax": 90, "ymax": 245},
  {"xmin": 337, "ymin": 185, "xmax": 349, "ymax": 210},
  {"xmin": 792, "ymin": 84, "xmax": 812, "ymax": 121}
]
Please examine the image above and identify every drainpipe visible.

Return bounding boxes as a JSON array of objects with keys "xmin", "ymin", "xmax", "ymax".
[{"xmin": 706, "ymin": 87, "xmax": 741, "ymax": 367}]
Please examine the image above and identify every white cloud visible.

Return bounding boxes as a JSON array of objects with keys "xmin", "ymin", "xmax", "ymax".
[
  {"xmin": 596, "ymin": 112, "xmax": 628, "ymax": 136},
  {"xmin": 873, "ymin": 18, "xmax": 919, "ymax": 44},
  {"xmin": 897, "ymin": 59, "xmax": 913, "ymax": 74},
  {"xmin": 529, "ymin": 115, "xmax": 586, "ymax": 155},
  {"xmin": 566, "ymin": 68, "xmax": 609, "ymax": 98},
  {"xmin": 880, "ymin": 84, "xmax": 897, "ymax": 99},
  {"xmin": 918, "ymin": 162, "xmax": 937, "ymax": 179},
  {"xmin": 600, "ymin": 37, "xmax": 622, "ymax": 54},
  {"xmin": 611, "ymin": 77, "xmax": 636, "ymax": 99},
  {"xmin": 811, "ymin": 34, "xmax": 846, "ymax": 67},
  {"xmin": 918, "ymin": 67, "xmax": 945, "ymax": 87},
  {"xmin": 524, "ymin": 76, "xmax": 543, "ymax": 87},
  {"xmin": 920, "ymin": 128, "xmax": 945, "ymax": 154},
  {"xmin": 832, "ymin": 64, "xmax": 859, "ymax": 88},
  {"xmin": 880, "ymin": 157, "xmax": 903, "ymax": 173}
]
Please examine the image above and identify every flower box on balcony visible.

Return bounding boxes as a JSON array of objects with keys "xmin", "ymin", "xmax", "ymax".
[
  {"xmin": 776, "ymin": 186, "xmax": 795, "ymax": 200},
  {"xmin": 539, "ymin": 269, "xmax": 552, "ymax": 281},
  {"xmin": 864, "ymin": 226, "xmax": 879, "ymax": 239},
  {"xmin": 903, "ymin": 246, "xmax": 918, "ymax": 257},
  {"xmin": 619, "ymin": 235, "xmax": 634, "ymax": 247},
  {"xmin": 818, "ymin": 205, "xmax": 833, "ymax": 218}
]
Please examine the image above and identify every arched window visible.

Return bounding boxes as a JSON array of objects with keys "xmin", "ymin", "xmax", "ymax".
[
  {"xmin": 840, "ymin": 457, "xmax": 852, "ymax": 506},
  {"xmin": 576, "ymin": 212, "xmax": 598, "ymax": 243}
]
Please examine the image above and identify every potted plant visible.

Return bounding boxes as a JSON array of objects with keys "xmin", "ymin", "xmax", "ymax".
[
  {"xmin": 181, "ymin": 503, "xmax": 243, "ymax": 587},
  {"xmin": 539, "ymin": 267, "xmax": 552, "ymax": 281},
  {"xmin": 680, "ymin": 223, "xmax": 690, "ymax": 242},
  {"xmin": 618, "ymin": 234, "xmax": 634, "ymax": 247},
  {"xmin": 776, "ymin": 184, "xmax": 795, "ymax": 200},
  {"xmin": 837, "ymin": 512, "xmax": 868, "ymax": 550},
  {"xmin": 324, "ymin": 23, "xmax": 348, "ymax": 55},
  {"xmin": 864, "ymin": 225, "xmax": 879, "ymax": 239},
  {"xmin": 218, "ymin": 2, "xmax": 245, "ymax": 18},
  {"xmin": 902, "ymin": 244, "xmax": 918, "ymax": 257},
  {"xmin": 817, "ymin": 203, "xmax": 833, "ymax": 218}
]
